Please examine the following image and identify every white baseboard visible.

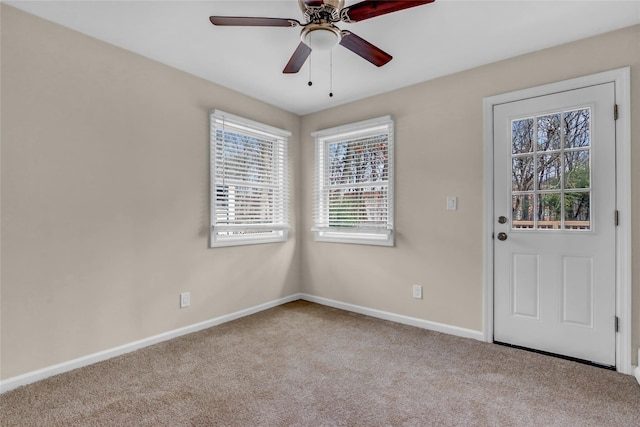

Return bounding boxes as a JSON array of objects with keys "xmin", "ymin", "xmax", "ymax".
[
  {"xmin": 299, "ymin": 293, "xmax": 485, "ymax": 341},
  {"xmin": 0, "ymin": 293, "xmax": 302, "ymax": 394},
  {"xmin": 2, "ymin": 292, "xmax": 633, "ymax": 393}
]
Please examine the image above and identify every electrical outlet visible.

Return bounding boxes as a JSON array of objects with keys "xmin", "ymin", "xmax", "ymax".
[
  {"xmin": 412, "ymin": 285, "xmax": 423, "ymax": 299},
  {"xmin": 180, "ymin": 292, "xmax": 190, "ymax": 308}
]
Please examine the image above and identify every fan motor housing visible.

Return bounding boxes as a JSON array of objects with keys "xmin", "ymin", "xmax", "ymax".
[
  {"xmin": 298, "ymin": 0, "xmax": 344, "ymax": 13},
  {"xmin": 299, "ymin": 0, "xmax": 345, "ymax": 22}
]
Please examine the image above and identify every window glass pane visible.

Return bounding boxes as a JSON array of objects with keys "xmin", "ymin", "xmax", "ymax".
[
  {"xmin": 328, "ymin": 186, "xmax": 389, "ymax": 227},
  {"xmin": 565, "ymin": 192, "xmax": 590, "ymax": 230},
  {"xmin": 537, "ymin": 114, "xmax": 561, "ymax": 151},
  {"xmin": 512, "ymin": 118, "xmax": 534, "ymax": 154},
  {"xmin": 537, "ymin": 153, "xmax": 561, "ymax": 190},
  {"xmin": 537, "ymin": 193, "xmax": 561, "ymax": 229},
  {"xmin": 512, "ymin": 156, "xmax": 534, "ymax": 191},
  {"xmin": 329, "ymin": 189, "xmax": 361, "ymax": 227},
  {"xmin": 217, "ymin": 133, "xmax": 276, "ymax": 184},
  {"xmin": 512, "ymin": 194, "xmax": 534, "ymax": 229},
  {"xmin": 564, "ymin": 109, "xmax": 590, "ymax": 148},
  {"xmin": 564, "ymin": 150, "xmax": 590, "ymax": 189},
  {"xmin": 329, "ymin": 136, "xmax": 388, "ymax": 186},
  {"xmin": 326, "ymin": 135, "xmax": 389, "ymax": 229}
]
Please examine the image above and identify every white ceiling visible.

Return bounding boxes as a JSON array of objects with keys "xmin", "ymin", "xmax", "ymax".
[{"xmin": 6, "ymin": 0, "xmax": 640, "ymax": 115}]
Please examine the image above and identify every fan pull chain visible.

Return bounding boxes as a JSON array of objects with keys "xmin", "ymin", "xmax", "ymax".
[
  {"xmin": 308, "ymin": 53, "xmax": 313, "ymax": 86},
  {"xmin": 329, "ymin": 50, "xmax": 333, "ymax": 98}
]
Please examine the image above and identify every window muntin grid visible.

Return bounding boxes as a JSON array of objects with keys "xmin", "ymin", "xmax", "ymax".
[{"xmin": 511, "ymin": 108, "xmax": 591, "ymax": 231}]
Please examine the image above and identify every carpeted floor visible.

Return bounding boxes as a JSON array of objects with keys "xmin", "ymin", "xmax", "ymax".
[{"xmin": 1, "ymin": 300, "xmax": 639, "ymax": 426}]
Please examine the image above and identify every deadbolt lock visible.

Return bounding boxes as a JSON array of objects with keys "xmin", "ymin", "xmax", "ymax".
[{"xmin": 498, "ymin": 216, "xmax": 508, "ymax": 224}]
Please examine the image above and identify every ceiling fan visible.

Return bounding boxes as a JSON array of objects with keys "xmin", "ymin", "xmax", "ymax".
[{"xmin": 209, "ymin": 0, "xmax": 435, "ymax": 74}]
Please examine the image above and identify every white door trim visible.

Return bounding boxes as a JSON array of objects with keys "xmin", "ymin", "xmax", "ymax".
[{"xmin": 482, "ymin": 67, "xmax": 632, "ymax": 374}]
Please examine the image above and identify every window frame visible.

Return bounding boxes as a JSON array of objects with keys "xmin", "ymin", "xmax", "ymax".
[
  {"xmin": 210, "ymin": 109, "xmax": 291, "ymax": 248},
  {"xmin": 311, "ymin": 115, "xmax": 394, "ymax": 246}
]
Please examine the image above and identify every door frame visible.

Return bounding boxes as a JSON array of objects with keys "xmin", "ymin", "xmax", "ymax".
[{"xmin": 482, "ymin": 67, "xmax": 632, "ymax": 374}]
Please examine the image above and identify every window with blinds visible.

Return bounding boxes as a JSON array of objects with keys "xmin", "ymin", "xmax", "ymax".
[
  {"xmin": 312, "ymin": 116, "xmax": 394, "ymax": 246},
  {"xmin": 210, "ymin": 110, "xmax": 290, "ymax": 247}
]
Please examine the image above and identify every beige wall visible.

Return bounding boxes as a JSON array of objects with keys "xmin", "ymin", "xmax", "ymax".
[
  {"xmin": 2, "ymin": 3, "xmax": 638, "ymax": 381},
  {"xmin": 300, "ymin": 25, "xmax": 639, "ymax": 364},
  {"xmin": 1, "ymin": 5, "xmax": 301, "ymax": 379}
]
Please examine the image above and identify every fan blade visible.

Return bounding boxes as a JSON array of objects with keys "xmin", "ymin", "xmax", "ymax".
[
  {"xmin": 341, "ymin": 0, "xmax": 434, "ymax": 22},
  {"xmin": 339, "ymin": 31, "xmax": 392, "ymax": 67},
  {"xmin": 283, "ymin": 42, "xmax": 312, "ymax": 74},
  {"xmin": 209, "ymin": 16, "xmax": 300, "ymax": 27}
]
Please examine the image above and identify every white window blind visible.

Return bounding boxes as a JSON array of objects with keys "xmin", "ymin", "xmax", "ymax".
[
  {"xmin": 210, "ymin": 110, "xmax": 290, "ymax": 247},
  {"xmin": 312, "ymin": 116, "xmax": 394, "ymax": 246}
]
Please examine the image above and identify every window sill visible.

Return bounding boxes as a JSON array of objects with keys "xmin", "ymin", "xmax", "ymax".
[
  {"xmin": 210, "ymin": 231, "xmax": 289, "ymax": 248},
  {"xmin": 313, "ymin": 230, "xmax": 394, "ymax": 247}
]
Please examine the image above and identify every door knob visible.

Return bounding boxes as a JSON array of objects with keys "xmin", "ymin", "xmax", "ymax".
[{"xmin": 497, "ymin": 232, "xmax": 508, "ymax": 241}]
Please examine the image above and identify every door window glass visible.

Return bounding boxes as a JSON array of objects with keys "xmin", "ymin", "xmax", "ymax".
[{"xmin": 511, "ymin": 108, "xmax": 591, "ymax": 230}]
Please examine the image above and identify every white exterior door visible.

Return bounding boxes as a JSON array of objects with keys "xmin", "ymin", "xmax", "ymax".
[{"xmin": 493, "ymin": 83, "xmax": 616, "ymax": 367}]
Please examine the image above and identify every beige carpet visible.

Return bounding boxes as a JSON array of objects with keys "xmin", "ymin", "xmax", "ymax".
[{"xmin": 1, "ymin": 300, "xmax": 639, "ymax": 426}]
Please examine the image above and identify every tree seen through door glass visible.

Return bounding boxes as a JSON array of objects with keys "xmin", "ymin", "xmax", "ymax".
[
  {"xmin": 537, "ymin": 153, "xmax": 561, "ymax": 190},
  {"xmin": 565, "ymin": 192, "xmax": 590, "ymax": 229},
  {"xmin": 512, "ymin": 156, "xmax": 534, "ymax": 192},
  {"xmin": 537, "ymin": 193, "xmax": 562, "ymax": 229},
  {"xmin": 512, "ymin": 118, "xmax": 533, "ymax": 154},
  {"xmin": 512, "ymin": 194, "xmax": 534, "ymax": 228},
  {"xmin": 564, "ymin": 150, "xmax": 590, "ymax": 189},
  {"xmin": 564, "ymin": 109, "xmax": 590, "ymax": 148},
  {"xmin": 537, "ymin": 114, "xmax": 561, "ymax": 151}
]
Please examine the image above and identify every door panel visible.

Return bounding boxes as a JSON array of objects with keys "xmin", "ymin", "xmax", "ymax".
[
  {"xmin": 512, "ymin": 253, "xmax": 539, "ymax": 318},
  {"xmin": 561, "ymin": 256, "xmax": 593, "ymax": 327},
  {"xmin": 493, "ymin": 83, "xmax": 616, "ymax": 366}
]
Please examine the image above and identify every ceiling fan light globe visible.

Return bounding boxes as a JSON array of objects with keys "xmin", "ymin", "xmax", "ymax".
[{"xmin": 302, "ymin": 27, "xmax": 341, "ymax": 50}]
